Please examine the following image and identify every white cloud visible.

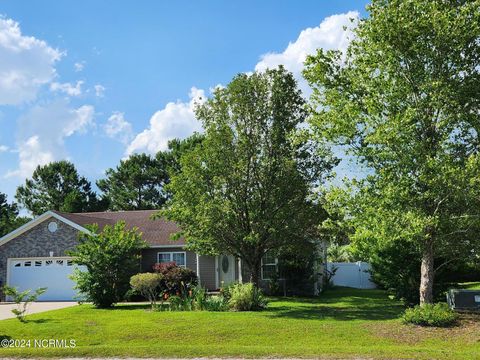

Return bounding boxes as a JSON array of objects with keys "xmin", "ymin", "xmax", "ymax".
[
  {"xmin": 94, "ymin": 84, "xmax": 105, "ymax": 97},
  {"xmin": 0, "ymin": 144, "xmax": 8, "ymax": 152},
  {"xmin": 255, "ymin": 11, "xmax": 359, "ymax": 94},
  {"xmin": 74, "ymin": 61, "xmax": 84, "ymax": 72},
  {"xmin": 127, "ymin": 12, "xmax": 359, "ymax": 156},
  {"xmin": 50, "ymin": 80, "xmax": 83, "ymax": 96},
  {"xmin": 126, "ymin": 87, "xmax": 205, "ymax": 155},
  {"xmin": 0, "ymin": 17, "xmax": 62, "ymax": 105},
  {"xmin": 6, "ymin": 100, "xmax": 95, "ymax": 178},
  {"xmin": 103, "ymin": 112, "xmax": 133, "ymax": 144}
]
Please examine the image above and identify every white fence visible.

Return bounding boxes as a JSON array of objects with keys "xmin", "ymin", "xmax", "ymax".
[{"xmin": 327, "ymin": 262, "xmax": 376, "ymax": 289}]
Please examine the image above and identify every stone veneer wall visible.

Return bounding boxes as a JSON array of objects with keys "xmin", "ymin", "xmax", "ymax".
[{"xmin": 0, "ymin": 218, "xmax": 79, "ymax": 295}]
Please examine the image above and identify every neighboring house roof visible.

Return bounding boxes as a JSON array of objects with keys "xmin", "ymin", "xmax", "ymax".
[
  {"xmin": 0, "ymin": 210, "xmax": 183, "ymax": 248},
  {"xmin": 55, "ymin": 210, "xmax": 182, "ymax": 247}
]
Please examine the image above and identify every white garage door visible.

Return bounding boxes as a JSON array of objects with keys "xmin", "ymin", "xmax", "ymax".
[{"xmin": 8, "ymin": 257, "xmax": 84, "ymax": 301}]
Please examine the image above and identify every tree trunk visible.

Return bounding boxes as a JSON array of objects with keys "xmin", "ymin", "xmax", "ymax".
[
  {"xmin": 249, "ymin": 261, "xmax": 261, "ymax": 288},
  {"xmin": 419, "ymin": 237, "xmax": 434, "ymax": 305}
]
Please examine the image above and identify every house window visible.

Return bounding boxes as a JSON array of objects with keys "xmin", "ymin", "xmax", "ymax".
[
  {"xmin": 261, "ymin": 252, "xmax": 278, "ymax": 280},
  {"xmin": 157, "ymin": 252, "xmax": 186, "ymax": 268}
]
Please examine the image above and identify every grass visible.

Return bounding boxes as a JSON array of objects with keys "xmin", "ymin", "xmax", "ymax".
[
  {"xmin": 1, "ymin": 287, "xmax": 479, "ymax": 359},
  {"xmin": 459, "ymin": 282, "xmax": 480, "ymax": 290}
]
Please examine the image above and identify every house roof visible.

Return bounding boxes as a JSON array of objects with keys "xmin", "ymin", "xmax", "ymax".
[
  {"xmin": 0, "ymin": 210, "xmax": 183, "ymax": 248},
  {"xmin": 54, "ymin": 210, "xmax": 183, "ymax": 247}
]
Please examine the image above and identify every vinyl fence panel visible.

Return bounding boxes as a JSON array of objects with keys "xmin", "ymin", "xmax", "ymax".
[{"xmin": 327, "ymin": 261, "xmax": 376, "ymax": 289}]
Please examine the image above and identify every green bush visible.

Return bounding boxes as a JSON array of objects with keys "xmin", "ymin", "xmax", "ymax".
[
  {"xmin": 152, "ymin": 262, "xmax": 198, "ymax": 297},
  {"xmin": 228, "ymin": 283, "xmax": 268, "ymax": 311},
  {"xmin": 403, "ymin": 303, "xmax": 458, "ymax": 327},
  {"xmin": 168, "ymin": 293, "xmax": 200, "ymax": 311},
  {"xmin": 167, "ymin": 287, "xmax": 228, "ymax": 312},
  {"xmin": 204, "ymin": 295, "xmax": 228, "ymax": 311},
  {"xmin": 220, "ymin": 282, "xmax": 239, "ymax": 301},
  {"xmin": 130, "ymin": 273, "xmax": 163, "ymax": 310},
  {"xmin": 220, "ymin": 281, "xmax": 238, "ymax": 301},
  {"xmin": 68, "ymin": 221, "xmax": 146, "ymax": 308}
]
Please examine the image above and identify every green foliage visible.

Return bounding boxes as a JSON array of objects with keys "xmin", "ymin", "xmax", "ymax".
[
  {"xmin": 367, "ymin": 239, "xmax": 455, "ymax": 304},
  {"xmin": 403, "ymin": 303, "xmax": 457, "ymax": 327},
  {"xmin": 267, "ymin": 271, "xmax": 281, "ymax": 296},
  {"xmin": 203, "ymin": 295, "xmax": 229, "ymax": 312},
  {"xmin": 162, "ymin": 67, "xmax": 335, "ymax": 284},
  {"xmin": 166, "ymin": 287, "xmax": 228, "ymax": 312},
  {"xmin": 130, "ymin": 273, "xmax": 163, "ymax": 310},
  {"xmin": 152, "ymin": 262, "xmax": 198, "ymax": 297},
  {"xmin": 168, "ymin": 294, "xmax": 195, "ymax": 311},
  {"xmin": 327, "ymin": 244, "xmax": 355, "ymax": 263},
  {"xmin": 219, "ymin": 281, "xmax": 238, "ymax": 302},
  {"xmin": 2, "ymin": 286, "xmax": 47, "ymax": 322},
  {"xmin": 0, "ymin": 192, "xmax": 29, "ymax": 237},
  {"xmin": 304, "ymin": 0, "xmax": 480, "ymax": 304},
  {"xmin": 165, "ymin": 133, "xmax": 205, "ymax": 176},
  {"xmin": 15, "ymin": 161, "xmax": 107, "ymax": 216},
  {"xmin": 68, "ymin": 221, "xmax": 146, "ymax": 308},
  {"xmin": 228, "ymin": 283, "xmax": 268, "ymax": 311},
  {"xmin": 97, "ymin": 153, "xmax": 170, "ymax": 211}
]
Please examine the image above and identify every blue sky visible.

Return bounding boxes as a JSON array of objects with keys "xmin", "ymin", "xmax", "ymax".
[{"xmin": 0, "ymin": 0, "xmax": 369, "ymax": 206}]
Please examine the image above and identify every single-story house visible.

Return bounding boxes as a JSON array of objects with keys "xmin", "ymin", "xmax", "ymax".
[{"xmin": 0, "ymin": 210, "xmax": 280, "ymax": 301}]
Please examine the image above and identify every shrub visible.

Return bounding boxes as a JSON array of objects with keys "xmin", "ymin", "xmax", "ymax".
[
  {"xmin": 220, "ymin": 281, "xmax": 238, "ymax": 301},
  {"xmin": 228, "ymin": 283, "xmax": 268, "ymax": 311},
  {"xmin": 130, "ymin": 273, "xmax": 163, "ymax": 310},
  {"xmin": 403, "ymin": 303, "xmax": 458, "ymax": 327},
  {"xmin": 168, "ymin": 295, "xmax": 195, "ymax": 311},
  {"xmin": 68, "ymin": 222, "xmax": 146, "ymax": 308},
  {"xmin": 2, "ymin": 286, "xmax": 47, "ymax": 322},
  {"xmin": 152, "ymin": 262, "xmax": 198, "ymax": 297},
  {"xmin": 204, "ymin": 295, "xmax": 229, "ymax": 311}
]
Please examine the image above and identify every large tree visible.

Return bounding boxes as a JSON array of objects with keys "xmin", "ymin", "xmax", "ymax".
[
  {"xmin": 304, "ymin": 0, "xmax": 480, "ymax": 304},
  {"xmin": 165, "ymin": 133, "xmax": 204, "ymax": 176},
  {"xmin": 97, "ymin": 153, "xmax": 170, "ymax": 211},
  {"xmin": 162, "ymin": 67, "xmax": 335, "ymax": 285},
  {"xmin": 16, "ymin": 161, "xmax": 106, "ymax": 216},
  {"xmin": 0, "ymin": 193, "xmax": 29, "ymax": 237}
]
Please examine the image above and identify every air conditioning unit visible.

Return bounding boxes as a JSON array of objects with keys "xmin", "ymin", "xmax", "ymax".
[{"xmin": 446, "ymin": 289, "xmax": 480, "ymax": 312}]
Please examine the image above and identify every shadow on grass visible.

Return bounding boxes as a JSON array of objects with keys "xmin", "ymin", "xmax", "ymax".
[
  {"xmin": 102, "ymin": 304, "xmax": 151, "ymax": 311},
  {"xmin": 26, "ymin": 318, "xmax": 53, "ymax": 324},
  {"xmin": 0, "ymin": 335, "xmax": 12, "ymax": 341},
  {"xmin": 104, "ymin": 304, "xmax": 169, "ymax": 311},
  {"xmin": 267, "ymin": 287, "xmax": 405, "ymax": 321}
]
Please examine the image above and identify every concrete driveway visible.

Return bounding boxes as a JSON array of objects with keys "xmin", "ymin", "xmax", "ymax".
[{"xmin": 0, "ymin": 302, "xmax": 77, "ymax": 320}]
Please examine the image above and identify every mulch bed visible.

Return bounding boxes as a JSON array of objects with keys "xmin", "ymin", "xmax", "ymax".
[{"xmin": 365, "ymin": 313, "xmax": 480, "ymax": 345}]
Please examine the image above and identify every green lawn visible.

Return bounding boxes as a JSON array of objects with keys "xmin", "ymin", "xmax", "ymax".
[
  {"xmin": 459, "ymin": 282, "xmax": 480, "ymax": 290},
  {"xmin": 1, "ymin": 287, "xmax": 479, "ymax": 359}
]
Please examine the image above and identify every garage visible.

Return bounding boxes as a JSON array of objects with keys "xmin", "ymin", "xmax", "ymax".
[{"xmin": 7, "ymin": 257, "xmax": 82, "ymax": 301}]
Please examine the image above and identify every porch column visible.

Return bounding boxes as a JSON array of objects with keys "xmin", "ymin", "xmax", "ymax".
[
  {"xmin": 238, "ymin": 258, "xmax": 243, "ymax": 283},
  {"xmin": 196, "ymin": 253, "xmax": 201, "ymax": 284}
]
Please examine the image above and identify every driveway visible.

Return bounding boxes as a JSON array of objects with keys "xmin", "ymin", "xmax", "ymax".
[{"xmin": 0, "ymin": 302, "xmax": 77, "ymax": 320}]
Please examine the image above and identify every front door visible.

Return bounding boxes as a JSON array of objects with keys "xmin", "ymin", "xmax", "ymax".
[{"xmin": 218, "ymin": 255, "xmax": 235, "ymax": 286}]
